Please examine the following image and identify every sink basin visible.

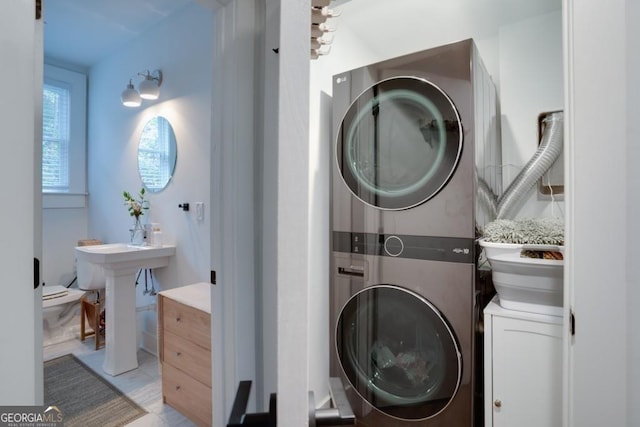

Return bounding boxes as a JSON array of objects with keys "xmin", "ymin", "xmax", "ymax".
[
  {"xmin": 75, "ymin": 243, "xmax": 175, "ymax": 266},
  {"xmin": 73, "ymin": 242, "xmax": 176, "ymax": 376}
]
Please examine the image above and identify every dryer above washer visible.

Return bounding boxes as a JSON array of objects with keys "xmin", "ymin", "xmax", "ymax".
[
  {"xmin": 331, "ymin": 38, "xmax": 502, "ymax": 239},
  {"xmin": 337, "ymin": 76, "xmax": 463, "ymax": 211}
]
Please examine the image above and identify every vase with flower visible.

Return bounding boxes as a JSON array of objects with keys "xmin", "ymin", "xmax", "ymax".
[{"xmin": 123, "ymin": 188, "xmax": 148, "ymax": 245}]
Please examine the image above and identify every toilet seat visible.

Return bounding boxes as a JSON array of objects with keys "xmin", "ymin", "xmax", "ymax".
[
  {"xmin": 43, "ymin": 285, "xmax": 68, "ymax": 299},
  {"xmin": 43, "ymin": 286, "xmax": 85, "ymax": 309}
]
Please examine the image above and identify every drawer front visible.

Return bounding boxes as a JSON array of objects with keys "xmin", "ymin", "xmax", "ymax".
[
  {"xmin": 161, "ymin": 295, "xmax": 211, "ymax": 350},
  {"xmin": 163, "ymin": 362, "xmax": 212, "ymax": 427},
  {"xmin": 164, "ymin": 330, "xmax": 211, "ymax": 388}
]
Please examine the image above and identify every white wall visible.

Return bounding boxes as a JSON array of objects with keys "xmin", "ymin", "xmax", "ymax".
[
  {"xmin": 87, "ymin": 3, "xmax": 213, "ymax": 346},
  {"xmin": 42, "ymin": 209, "xmax": 88, "ymax": 287},
  {"xmin": 499, "ymin": 10, "xmax": 564, "ymax": 219},
  {"xmin": 309, "ymin": 0, "xmax": 563, "ymax": 405}
]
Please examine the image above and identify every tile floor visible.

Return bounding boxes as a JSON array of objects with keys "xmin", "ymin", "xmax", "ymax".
[{"xmin": 44, "ymin": 338, "xmax": 196, "ymax": 426}]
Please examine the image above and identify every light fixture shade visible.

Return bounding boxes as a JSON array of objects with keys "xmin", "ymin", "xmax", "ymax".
[
  {"xmin": 139, "ymin": 74, "xmax": 160, "ymax": 100},
  {"xmin": 121, "ymin": 81, "xmax": 141, "ymax": 107}
]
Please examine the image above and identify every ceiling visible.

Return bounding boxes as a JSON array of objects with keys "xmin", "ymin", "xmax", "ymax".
[
  {"xmin": 43, "ymin": 0, "xmax": 560, "ymax": 69},
  {"xmin": 43, "ymin": 0, "xmax": 197, "ymax": 68}
]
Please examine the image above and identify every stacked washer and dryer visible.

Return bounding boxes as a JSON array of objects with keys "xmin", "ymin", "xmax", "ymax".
[{"xmin": 330, "ymin": 39, "xmax": 502, "ymax": 426}]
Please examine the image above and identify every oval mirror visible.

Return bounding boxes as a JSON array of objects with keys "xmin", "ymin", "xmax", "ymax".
[{"xmin": 137, "ymin": 116, "xmax": 177, "ymax": 192}]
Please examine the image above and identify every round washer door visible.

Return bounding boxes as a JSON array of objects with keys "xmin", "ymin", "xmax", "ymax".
[
  {"xmin": 336, "ymin": 77, "xmax": 463, "ymax": 210},
  {"xmin": 336, "ymin": 285, "xmax": 462, "ymax": 420}
]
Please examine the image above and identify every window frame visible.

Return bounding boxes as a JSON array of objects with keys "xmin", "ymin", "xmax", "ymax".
[{"xmin": 42, "ymin": 64, "xmax": 87, "ymax": 209}]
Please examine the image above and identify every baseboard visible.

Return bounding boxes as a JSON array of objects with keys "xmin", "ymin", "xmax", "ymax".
[
  {"xmin": 140, "ymin": 330, "xmax": 157, "ymax": 356},
  {"xmin": 136, "ymin": 306, "xmax": 158, "ymax": 356}
]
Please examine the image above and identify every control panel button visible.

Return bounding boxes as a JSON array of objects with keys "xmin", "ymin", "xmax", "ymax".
[{"xmin": 384, "ymin": 235, "xmax": 404, "ymax": 257}]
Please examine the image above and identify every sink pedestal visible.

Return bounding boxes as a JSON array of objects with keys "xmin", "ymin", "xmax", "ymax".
[
  {"xmin": 103, "ymin": 266, "xmax": 138, "ymax": 375},
  {"xmin": 75, "ymin": 244, "xmax": 176, "ymax": 376}
]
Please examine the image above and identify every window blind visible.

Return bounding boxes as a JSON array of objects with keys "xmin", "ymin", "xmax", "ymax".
[{"xmin": 42, "ymin": 83, "xmax": 70, "ymax": 192}]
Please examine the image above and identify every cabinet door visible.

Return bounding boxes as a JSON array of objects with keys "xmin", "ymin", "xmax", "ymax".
[{"xmin": 491, "ymin": 316, "xmax": 562, "ymax": 427}]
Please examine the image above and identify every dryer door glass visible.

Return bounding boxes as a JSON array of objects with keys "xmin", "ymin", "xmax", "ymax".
[
  {"xmin": 337, "ymin": 77, "xmax": 462, "ymax": 210},
  {"xmin": 336, "ymin": 285, "xmax": 462, "ymax": 420}
]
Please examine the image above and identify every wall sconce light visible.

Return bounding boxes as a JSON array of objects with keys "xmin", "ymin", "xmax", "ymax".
[
  {"xmin": 121, "ymin": 69, "xmax": 163, "ymax": 107},
  {"xmin": 139, "ymin": 70, "xmax": 162, "ymax": 100},
  {"xmin": 121, "ymin": 79, "xmax": 141, "ymax": 107}
]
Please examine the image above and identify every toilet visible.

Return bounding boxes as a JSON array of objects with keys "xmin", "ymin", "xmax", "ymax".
[
  {"xmin": 42, "ymin": 285, "xmax": 85, "ymax": 346},
  {"xmin": 42, "ymin": 247, "xmax": 107, "ymax": 346}
]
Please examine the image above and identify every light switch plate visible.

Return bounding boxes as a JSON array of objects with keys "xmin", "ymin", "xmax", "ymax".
[{"xmin": 196, "ymin": 202, "xmax": 204, "ymax": 221}]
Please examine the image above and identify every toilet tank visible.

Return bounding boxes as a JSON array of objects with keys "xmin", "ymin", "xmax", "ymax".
[
  {"xmin": 76, "ymin": 239, "xmax": 106, "ymax": 290},
  {"xmin": 76, "ymin": 260, "xmax": 106, "ymax": 290}
]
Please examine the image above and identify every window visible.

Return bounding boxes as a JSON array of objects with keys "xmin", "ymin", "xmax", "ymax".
[
  {"xmin": 42, "ymin": 64, "xmax": 87, "ymax": 208},
  {"xmin": 42, "ymin": 82, "xmax": 70, "ymax": 191}
]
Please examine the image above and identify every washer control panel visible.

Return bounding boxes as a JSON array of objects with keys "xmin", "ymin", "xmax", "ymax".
[{"xmin": 332, "ymin": 231, "xmax": 474, "ymax": 264}]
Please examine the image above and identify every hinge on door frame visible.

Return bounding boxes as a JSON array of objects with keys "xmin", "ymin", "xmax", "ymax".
[
  {"xmin": 36, "ymin": 0, "xmax": 42, "ymax": 20},
  {"xmin": 570, "ymin": 309, "xmax": 576, "ymax": 336},
  {"xmin": 210, "ymin": 270, "xmax": 216, "ymax": 285}
]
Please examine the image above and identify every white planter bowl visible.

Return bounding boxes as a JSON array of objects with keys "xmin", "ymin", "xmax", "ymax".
[{"xmin": 479, "ymin": 239, "xmax": 564, "ymax": 316}]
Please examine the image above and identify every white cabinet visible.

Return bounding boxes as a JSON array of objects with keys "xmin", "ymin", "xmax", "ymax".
[{"xmin": 484, "ymin": 298, "xmax": 563, "ymax": 427}]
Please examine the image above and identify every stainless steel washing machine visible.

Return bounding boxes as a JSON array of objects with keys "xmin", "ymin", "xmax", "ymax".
[
  {"xmin": 330, "ymin": 39, "xmax": 501, "ymax": 426},
  {"xmin": 330, "ymin": 251, "xmax": 475, "ymax": 426}
]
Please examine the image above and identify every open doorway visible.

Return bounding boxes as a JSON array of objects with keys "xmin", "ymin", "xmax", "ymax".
[{"xmin": 40, "ymin": 0, "xmax": 216, "ymax": 425}]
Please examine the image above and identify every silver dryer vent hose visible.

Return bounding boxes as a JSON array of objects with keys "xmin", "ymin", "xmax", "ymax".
[{"xmin": 496, "ymin": 111, "xmax": 564, "ymax": 220}]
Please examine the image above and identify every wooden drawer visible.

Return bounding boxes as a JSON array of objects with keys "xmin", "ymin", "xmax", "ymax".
[
  {"xmin": 160, "ymin": 295, "xmax": 211, "ymax": 350},
  {"xmin": 163, "ymin": 362, "xmax": 212, "ymax": 427},
  {"xmin": 163, "ymin": 330, "xmax": 211, "ymax": 388}
]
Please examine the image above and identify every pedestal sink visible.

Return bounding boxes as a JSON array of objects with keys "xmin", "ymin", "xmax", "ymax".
[{"xmin": 75, "ymin": 243, "xmax": 176, "ymax": 376}]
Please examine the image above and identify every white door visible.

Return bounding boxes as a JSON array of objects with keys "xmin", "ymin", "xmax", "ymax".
[
  {"xmin": 0, "ymin": 0, "xmax": 43, "ymax": 404},
  {"xmin": 563, "ymin": 0, "xmax": 630, "ymax": 426}
]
